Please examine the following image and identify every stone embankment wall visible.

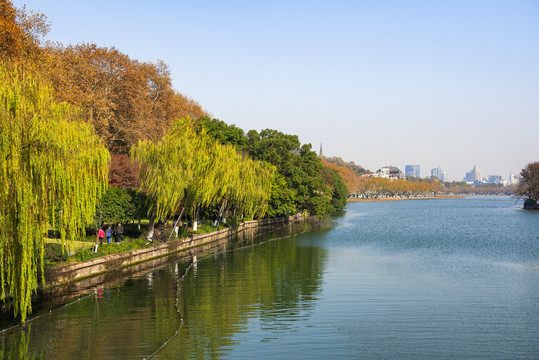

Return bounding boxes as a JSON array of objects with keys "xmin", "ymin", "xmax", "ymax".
[{"xmin": 44, "ymin": 214, "xmax": 305, "ymax": 288}]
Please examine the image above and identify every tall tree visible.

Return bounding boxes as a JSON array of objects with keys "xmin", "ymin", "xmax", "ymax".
[
  {"xmin": 95, "ymin": 186, "xmax": 138, "ymax": 226},
  {"xmin": 266, "ymin": 173, "xmax": 297, "ymax": 217},
  {"xmin": 0, "ymin": 64, "xmax": 110, "ymax": 321},
  {"xmin": 0, "ymin": 0, "xmax": 24, "ymax": 60},
  {"xmin": 195, "ymin": 117, "xmax": 246, "ymax": 148},
  {"xmin": 131, "ymin": 118, "xmax": 273, "ymax": 239},
  {"xmin": 108, "ymin": 154, "xmax": 140, "ymax": 190},
  {"xmin": 131, "ymin": 118, "xmax": 197, "ymax": 238},
  {"xmin": 321, "ymin": 158, "xmax": 358, "ymax": 194},
  {"xmin": 320, "ymin": 166, "xmax": 348, "ymax": 210},
  {"xmin": 243, "ymin": 129, "xmax": 335, "ymax": 215},
  {"xmin": 42, "ymin": 43, "xmax": 208, "ymax": 153},
  {"xmin": 517, "ymin": 162, "xmax": 539, "ymax": 201},
  {"xmin": 0, "ymin": 1, "xmax": 49, "ymax": 62}
]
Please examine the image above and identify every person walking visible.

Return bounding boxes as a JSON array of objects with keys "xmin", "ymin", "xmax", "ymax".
[
  {"xmin": 105, "ymin": 225, "xmax": 113, "ymax": 244},
  {"xmin": 115, "ymin": 223, "xmax": 124, "ymax": 243},
  {"xmin": 95, "ymin": 227, "xmax": 105, "ymax": 252}
]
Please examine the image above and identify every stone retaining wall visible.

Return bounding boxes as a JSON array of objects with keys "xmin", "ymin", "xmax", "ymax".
[{"xmin": 44, "ymin": 214, "xmax": 305, "ymax": 288}]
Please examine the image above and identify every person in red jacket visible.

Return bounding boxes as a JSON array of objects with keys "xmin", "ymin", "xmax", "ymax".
[{"xmin": 95, "ymin": 227, "xmax": 105, "ymax": 252}]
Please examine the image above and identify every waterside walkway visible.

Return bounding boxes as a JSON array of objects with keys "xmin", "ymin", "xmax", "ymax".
[{"xmin": 44, "ymin": 214, "xmax": 306, "ymax": 289}]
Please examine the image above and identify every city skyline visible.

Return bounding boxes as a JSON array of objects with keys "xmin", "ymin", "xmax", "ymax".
[
  {"xmin": 12, "ymin": 0, "xmax": 539, "ymax": 181},
  {"xmin": 373, "ymin": 163, "xmax": 517, "ymax": 183}
]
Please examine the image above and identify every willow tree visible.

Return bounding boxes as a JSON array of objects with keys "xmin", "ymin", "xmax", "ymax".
[
  {"xmin": 131, "ymin": 117, "xmax": 274, "ymax": 237},
  {"xmin": 131, "ymin": 118, "xmax": 197, "ymax": 238},
  {"xmin": 182, "ymin": 127, "xmax": 225, "ymax": 217},
  {"xmin": 0, "ymin": 64, "xmax": 110, "ymax": 321},
  {"xmin": 223, "ymin": 152, "xmax": 273, "ymax": 219}
]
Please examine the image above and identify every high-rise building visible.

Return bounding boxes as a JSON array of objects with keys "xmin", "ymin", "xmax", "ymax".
[
  {"xmin": 470, "ymin": 165, "xmax": 483, "ymax": 183},
  {"xmin": 405, "ymin": 165, "xmax": 420, "ymax": 178},
  {"xmin": 508, "ymin": 173, "xmax": 519, "ymax": 185},
  {"xmin": 431, "ymin": 166, "xmax": 445, "ymax": 182},
  {"xmin": 488, "ymin": 175, "xmax": 503, "ymax": 184},
  {"xmin": 466, "ymin": 165, "xmax": 482, "ymax": 183}
]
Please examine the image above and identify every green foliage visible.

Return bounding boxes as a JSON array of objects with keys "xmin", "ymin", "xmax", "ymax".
[
  {"xmin": 0, "ymin": 63, "xmax": 109, "ymax": 321},
  {"xmin": 267, "ymin": 173, "xmax": 297, "ymax": 217},
  {"xmin": 176, "ymin": 226, "xmax": 189, "ymax": 238},
  {"xmin": 131, "ymin": 118, "xmax": 274, "ymax": 238},
  {"xmin": 74, "ymin": 247, "xmax": 98, "ymax": 262},
  {"xmin": 243, "ymin": 130, "xmax": 334, "ymax": 216},
  {"xmin": 131, "ymin": 190, "xmax": 150, "ymax": 222},
  {"xmin": 94, "ymin": 186, "xmax": 149, "ymax": 226},
  {"xmin": 323, "ymin": 168, "xmax": 348, "ymax": 210},
  {"xmin": 95, "ymin": 186, "xmax": 136, "ymax": 226},
  {"xmin": 305, "ymin": 195, "xmax": 333, "ymax": 216},
  {"xmin": 245, "ymin": 129, "xmax": 301, "ymax": 168},
  {"xmin": 226, "ymin": 215, "xmax": 241, "ymax": 230},
  {"xmin": 195, "ymin": 116, "xmax": 246, "ymax": 148},
  {"xmin": 195, "ymin": 222, "xmax": 217, "ymax": 234},
  {"xmin": 43, "ymin": 242, "xmax": 68, "ymax": 266},
  {"xmin": 131, "ymin": 118, "xmax": 197, "ymax": 222},
  {"xmin": 195, "ymin": 122, "xmax": 345, "ymax": 217},
  {"xmin": 74, "ymin": 238, "xmax": 148, "ymax": 262}
]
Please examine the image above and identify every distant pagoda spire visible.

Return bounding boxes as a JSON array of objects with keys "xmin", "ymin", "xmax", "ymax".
[{"xmin": 319, "ymin": 143, "xmax": 323, "ymax": 157}]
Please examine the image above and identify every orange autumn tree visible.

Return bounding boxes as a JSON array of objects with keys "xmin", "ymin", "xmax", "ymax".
[
  {"xmin": 355, "ymin": 177, "xmax": 441, "ymax": 198},
  {"xmin": 321, "ymin": 158, "xmax": 358, "ymax": 193},
  {"xmin": 2, "ymin": 0, "xmax": 207, "ymax": 155},
  {"xmin": 3, "ymin": 0, "xmax": 208, "ymax": 161},
  {"xmin": 41, "ymin": 43, "xmax": 208, "ymax": 154},
  {"xmin": 0, "ymin": 1, "xmax": 49, "ymax": 63},
  {"xmin": 0, "ymin": 0, "xmax": 25, "ymax": 60}
]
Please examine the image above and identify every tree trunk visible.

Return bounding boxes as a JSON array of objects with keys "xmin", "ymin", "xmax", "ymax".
[
  {"xmin": 193, "ymin": 205, "xmax": 199, "ymax": 231},
  {"xmin": 147, "ymin": 207, "xmax": 157, "ymax": 241},
  {"xmin": 168, "ymin": 206, "xmax": 185, "ymax": 240},
  {"xmin": 215, "ymin": 199, "xmax": 228, "ymax": 230}
]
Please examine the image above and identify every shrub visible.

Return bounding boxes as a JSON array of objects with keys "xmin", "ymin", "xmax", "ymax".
[
  {"xmin": 524, "ymin": 198, "xmax": 538, "ymax": 208},
  {"xmin": 44, "ymin": 243, "xmax": 68, "ymax": 266}
]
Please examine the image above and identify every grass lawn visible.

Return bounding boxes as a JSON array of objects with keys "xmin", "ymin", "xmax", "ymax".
[
  {"xmin": 45, "ymin": 237, "xmax": 93, "ymax": 253},
  {"xmin": 43, "ymin": 236, "xmax": 149, "ymax": 267}
]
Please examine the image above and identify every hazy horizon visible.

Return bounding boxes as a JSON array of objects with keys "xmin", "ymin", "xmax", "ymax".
[{"xmin": 13, "ymin": 0, "xmax": 538, "ymax": 181}]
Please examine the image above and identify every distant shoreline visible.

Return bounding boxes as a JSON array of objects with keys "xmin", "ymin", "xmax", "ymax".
[{"xmin": 347, "ymin": 196, "xmax": 465, "ymax": 202}]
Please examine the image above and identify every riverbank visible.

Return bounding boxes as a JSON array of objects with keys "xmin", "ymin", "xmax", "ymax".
[
  {"xmin": 44, "ymin": 214, "xmax": 306, "ymax": 289},
  {"xmin": 348, "ymin": 195, "xmax": 464, "ymax": 202}
]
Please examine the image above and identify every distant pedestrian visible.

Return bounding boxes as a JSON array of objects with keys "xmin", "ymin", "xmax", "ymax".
[
  {"xmin": 115, "ymin": 223, "xmax": 124, "ymax": 243},
  {"xmin": 105, "ymin": 225, "xmax": 113, "ymax": 244},
  {"xmin": 97, "ymin": 227, "xmax": 105, "ymax": 243},
  {"xmin": 96, "ymin": 227, "xmax": 105, "ymax": 252}
]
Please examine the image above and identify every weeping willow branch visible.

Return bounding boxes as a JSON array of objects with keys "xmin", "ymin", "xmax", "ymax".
[
  {"xmin": 0, "ymin": 63, "xmax": 110, "ymax": 322},
  {"xmin": 131, "ymin": 117, "xmax": 274, "ymax": 239}
]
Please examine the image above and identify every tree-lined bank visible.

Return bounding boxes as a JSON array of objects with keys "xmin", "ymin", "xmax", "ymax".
[
  {"xmin": 0, "ymin": 1, "xmax": 348, "ymax": 322},
  {"xmin": 1, "ymin": 1, "xmax": 536, "ymax": 325}
]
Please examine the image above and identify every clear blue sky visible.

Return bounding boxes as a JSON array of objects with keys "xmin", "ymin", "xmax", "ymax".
[{"xmin": 13, "ymin": 0, "xmax": 539, "ymax": 181}]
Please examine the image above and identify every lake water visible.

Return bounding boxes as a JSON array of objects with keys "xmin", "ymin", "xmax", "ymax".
[{"xmin": 2, "ymin": 196, "xmax": 539, "ymax": 359}]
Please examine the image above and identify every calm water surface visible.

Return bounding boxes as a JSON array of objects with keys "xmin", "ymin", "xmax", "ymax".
[{"xmin": 2, "ymin": 197, "xmax": 539, "ymax": 359}]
